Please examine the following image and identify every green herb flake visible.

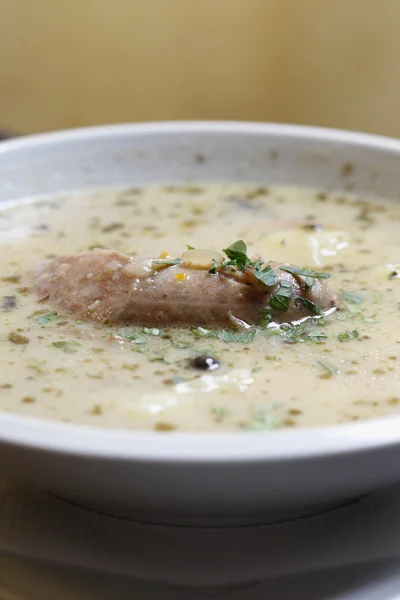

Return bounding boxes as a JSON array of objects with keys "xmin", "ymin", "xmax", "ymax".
[
  {"xmin": 265, "ymin": 322, "xmax": 326, "ymax": 344},
  {"xmin": 248, "ymin": 404, "xmax": 281, "ymax": 431},
  {"xmin": 263, "ymin": 327, "xmax": 281, "ymax": 338},
  {"xmin": 269, "ymin": 280, "xmax": 292, "ymax": 311},
  {"xmin": 118, "ymin": 330, "xmax": 146, "ymax": 343},
  {"xmin": 306, "ymin": 331, "xmax": 328, "ymax": 343},
  {"xmin": 259, "ymin": 307, "xmax": 273, "ymax": 328},
  {"xmin": 295, "ymin": 297, "xmax": 324, "ymax": 316},
  {"xmin": 253, "ymin": 265, "xmax": 278, "ymax": 287},
  {"xmin": 222, "ymin": 240, "xmax": 250, "ymax": 271},
  {"xmin": 52, "ymin": 341, "xmax": 81, "ymax": 354},
  {"xmin": 171, "ymin": 339, "xmax": 192, "ymax": 349},
  {"xmin": 372, "ymin": 291, "xmax": 383, "ymax": 304},
  {"xmin": 337, "ymin": 305, "xmax": 377, "ymax": 325},
  {"xmin": 219, "ymin": 329, "xmax": 256, "ymax": 343},
  {"xmin": 340, "ymin": 291, "xmax": 363, "ymax": 304},
  {"xmin": 317, "ymin": 360, "xmax": 338, "ymax": 378},
  {"xmin": 337, "ymin": 329, "xmax": 360, "ymax": 342},
  {"xmin": 192, "ymin": 327, "xmax": 256, "ymax": 343},
  {"xmin": 152, "ymin": 258, "xmax": 182, "ymax": 267},
  {"xmin": 262, "ymin": 327, "xmax": 282, "ymax": 337},
  {"xmin": 279, "ymin": 265, "xmax": 331, "ymax": 289},
  {"xmin": 211, "ymin": 406, "xmax": 230, "ymax": 422},
  {"xmin": 336, "ymin": 305, "xmax": 362, "ymax": 321},
  {"xmin": 192, "ymin": 326, "xmax": 211, "ymax": 338},
  {"xmin": 132, "ymin": 345, "xmax": 149, "ymax": 354},
  {"xmin": 143, "ymin": 327, "xmax": 163, "ymax": 336},
  {"xmin": 279, "ymin": 324, "xmax": 302, "ymax": 344},
  {"xmin": 362, "ymin": 314, "xmax": 377, "ymax": 324},
  {"xmin": 35, "ymin": 311, "xmax": 58, "ymax": 325},
  {"xmin": 208, "ymin": 259, "xmax": 218, "ymax": 274},
  {"xmin": 187, "ymin": 245, "xmax": 195, "ymax": 250}
]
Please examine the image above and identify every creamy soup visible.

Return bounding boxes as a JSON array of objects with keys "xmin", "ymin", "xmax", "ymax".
[{"xmin": 1, "ymin": 184, "xmax": 400, "ymax": 432}]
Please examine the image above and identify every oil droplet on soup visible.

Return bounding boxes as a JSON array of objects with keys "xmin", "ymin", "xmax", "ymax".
[{"xmin": 1, "ymin": 184, "xmax": 400, "ymax": 432}]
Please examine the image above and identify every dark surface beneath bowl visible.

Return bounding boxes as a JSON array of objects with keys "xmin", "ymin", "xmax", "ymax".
[{"xmin": 0, "ymin": 128, "xmax": 16, "ymax": 140}]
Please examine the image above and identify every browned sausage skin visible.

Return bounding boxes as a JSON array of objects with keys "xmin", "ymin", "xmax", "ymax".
[{"xmin": 33, "ymin": 248, "xmax": 336, "ymax": 328}]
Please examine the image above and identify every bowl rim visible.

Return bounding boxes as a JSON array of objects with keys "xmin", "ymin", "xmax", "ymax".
[
  {"xmin": 2, "ymin": 119, "xmax": 400, "ymax": 463},
  {"xmin": 2, "ymin": 119, "xmax": 400, "ymax": 154}
]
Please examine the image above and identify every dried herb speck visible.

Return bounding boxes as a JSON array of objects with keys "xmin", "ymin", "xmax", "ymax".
[
  {"xmin": 8, "ymin": 331, "xmax": 29, "ymax": 344},
  {"xmin": 2, "ymin": 296, "xmax": 17, "ymax": 310}
]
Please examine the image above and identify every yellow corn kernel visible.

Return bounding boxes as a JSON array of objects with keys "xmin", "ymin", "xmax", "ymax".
[
  {"xmin": 159, "ymin": 251, "xmax": 171, "ymax": 258},
  {"xmin": 175, "ymin": 273, "xmax": 187, "ymax": 282}
]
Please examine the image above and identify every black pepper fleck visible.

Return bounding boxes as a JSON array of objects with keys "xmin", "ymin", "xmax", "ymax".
[
  {"xmin": 301, "ymin": 223, "xmax": 323, "ymax": 232},
  {"xmin": 189, "ymin": 355, "xmax": 220, "ymax": 371}
]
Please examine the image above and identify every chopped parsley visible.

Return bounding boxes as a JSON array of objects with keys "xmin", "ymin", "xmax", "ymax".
[
  {"xmin": 211, "ymin": 406, "xmax": 230, "ymax": 422},
  {"xmin": 337, "ymin": 305, "xmax": 377, "ymax": 324},
  {"xmin": 259, "ymin": 307, "xmax": 273, "ymax": 327},
  {"xmin": 35, "ymin": 311, "xmax": 58, "ymax": 324},
  {"xmin": 279, "ymin": 266, "xmax": 331, "ymax": 289},
  {"xmin": 221, "ymin": 240, "xmax": 280, "ymax": 288},
  {"xmin": 337, "ymin": 329, "xmax": 359, "ymax": 342},
  {"xmin": 278, "ymin": 326, "xmax": 303, "ymax": 344},
  {"xmin": 52, "ymin": 341, "xmax": 81, "ymax": 354},
  {"xmin": 170, "ymin": 339, "xmax": 192, "ymax": 349},
  {"xmin": 340, "ymin": 291, "xmax": 363, "ymax": 304},
  {"xmin": 248, "ymin": 404, "xmax": 281, "ymax": 431},
  {"xmin": 208, "ymin": 241, "xmax": 279, "ymax": 288},
  {"xmin": 208, "ymin": 260, "xmax": 218, "ymax": 274},
  {"xmin": 132, "ymin": 345, "xmax": 149, "ymax": 353},
  {"xmin": 142, "ymin": 327, "xmax": 163, "ymax": 336},
  {"xmin": 219, "ymin": 329, "xmax": 256, "ymax": 343},
  {"xmin": 317, "ymin": 360, "xmax": 338, "ymax": 378},
  {"xmin": 152, "ymin": 258, "xmax": 182, "ymax": 267},
  {"xmin": 269, "ymin": 280, "xmax": 293, "ymax": 311},
  {"xmin": 264, "ymin": 321, "xmax": 327, "ymax": 344},
  {"xmin": 207, "ymin": 242, "xmax": 333, "ymax": 321},
  {"xmin": 372, "ymin": 291, "xmax": 383, "ymax": 304},
  {"xmin": 336, "ymin": 305, "xmax": 361, "ymax": 321},
  {"xmin": 120, "ymin": 327, "xmax": 163, "ymax": 342},
  {"xmin": 306, "ymin": 331, "xmax": 328, "ymax": 343},
  {"xmin": 295, "ymin": 297, "xmax": 324, "ymax": 316},
  {"xmin": 193, "ymin": 326, "xmax": 256, "ymax": 343},
  {"xmin": 193, "ymin": 327, "xmax": 214, "ymax": 338},
  {"xmin": 222, "ymin": 240, "xmax": 250, "ymax": 270},
  {"xmin": 253, "ymin": 265, "xmax": 278, "ymax": 287},
  {"xmin": 362, "ymin": 314, "xmax": 377, "ymax": 324}
]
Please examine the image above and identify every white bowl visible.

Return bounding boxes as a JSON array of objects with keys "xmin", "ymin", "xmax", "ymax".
[{"xmin": 1, "ymin": 121, "xmax": 400, "ymax": 525}]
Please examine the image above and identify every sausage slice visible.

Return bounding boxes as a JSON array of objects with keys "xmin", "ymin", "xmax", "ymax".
[{"xmin": 33, "ymin": 248, "xmax": 336, "ymax": 327}]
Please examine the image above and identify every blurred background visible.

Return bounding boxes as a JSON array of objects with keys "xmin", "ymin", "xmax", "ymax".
[{"xmin": 0, "ymin": 0, "xmax": 399, "ymax": 136}]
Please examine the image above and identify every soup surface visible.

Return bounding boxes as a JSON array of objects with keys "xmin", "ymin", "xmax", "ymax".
[{"xmin": 1, "ymin": 184, "xmax": 400, "ymax": 432}]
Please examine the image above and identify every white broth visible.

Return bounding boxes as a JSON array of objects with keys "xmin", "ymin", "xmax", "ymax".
[{"xmin": 1, "ymin": 184, "xmax": 400, "ymax": 432}]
